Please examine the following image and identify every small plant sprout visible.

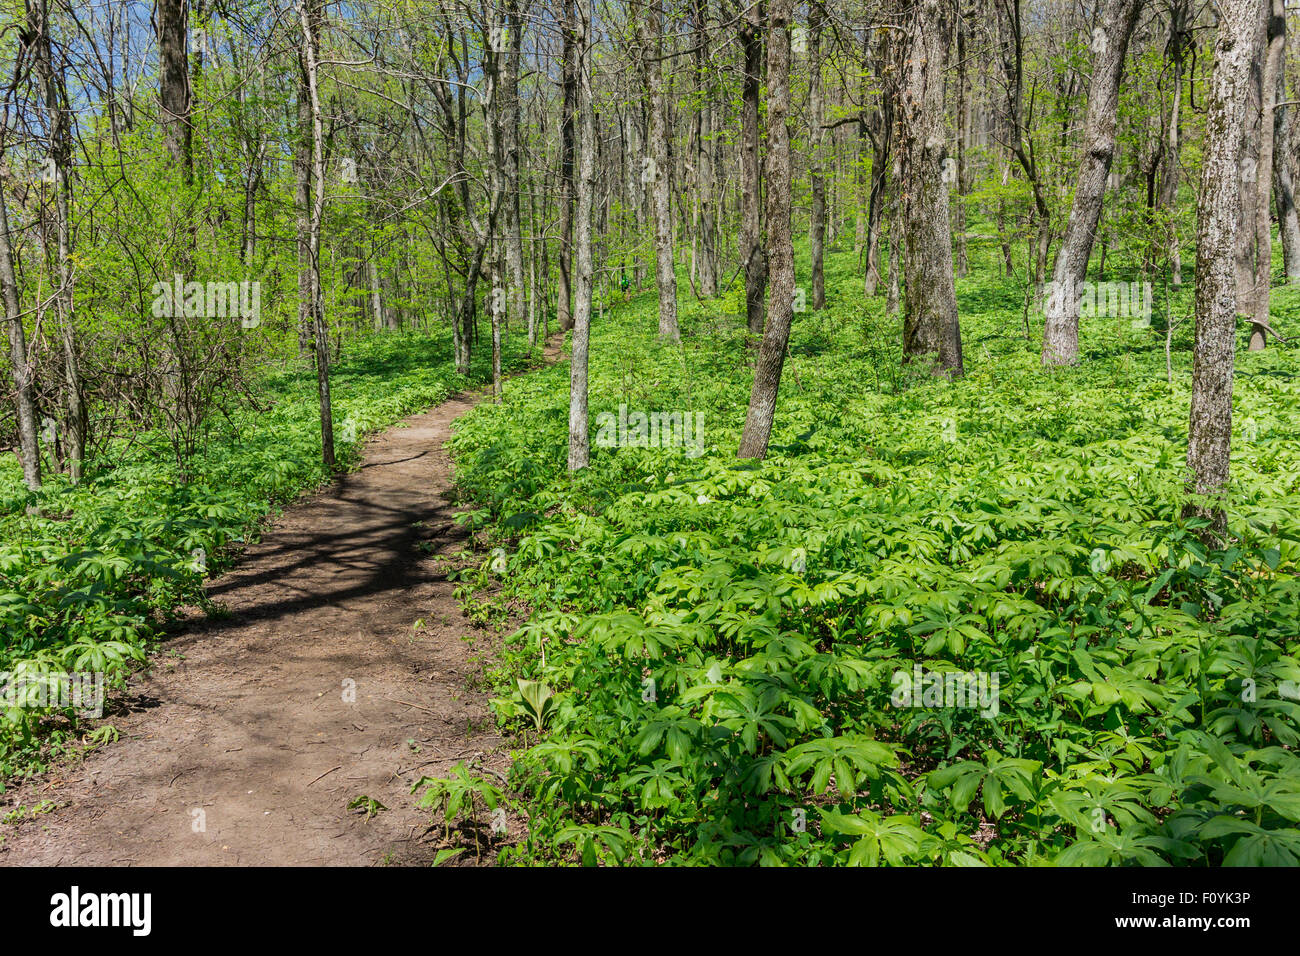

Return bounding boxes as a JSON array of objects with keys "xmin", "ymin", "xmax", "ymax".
[
  {"xmin": 412, "ymin": 762, "xmax": 504, "ymax": 862},
  {"xmin": 347, "ymin": 795, "xmax": 388, "ymax": 821},
  {"xmin": 516, "ymin": 678, "xmax": 555, "ymax": 731}
]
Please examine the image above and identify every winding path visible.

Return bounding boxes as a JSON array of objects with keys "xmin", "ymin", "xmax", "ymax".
[{"xmin": 0, "ymin": 365, "xmax": 539, "ymax": 866}]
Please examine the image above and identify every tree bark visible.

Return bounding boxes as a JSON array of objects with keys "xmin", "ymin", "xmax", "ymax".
[
  {"xmin": 1154, "ymin": 0, "xmax": 1189, "ymax": 287},
  {"xmin": 808, "ymin": 5, "xmax": 826, "ymax": 310},
  {"xmin": 640, "ymin": 0, "xmax": 679, "ymax": 340},
  {"xmin": 1040, "ymin": 0, "xmax": 1144, "ymax": 366},
  {"xmin": 863, "ymin": 27, "xmax": 895, "ymax": 297},
  {"xmin": 557, "ymin": 0, "xmax": 578, "ymax": 333},
  {"xmin": 568, "ymin": 0, "xmax": 595, "ymax": 470},
  {"xmin": 1275, "ymin": 61, "xmax": 1300, "ymax": 285},
  {"xmin": 1186, "ymin": 0, "xmax": 1257, "ymax": 538},
  {"xmin": 501, "ymin": 1, "xmax": 527, "ymax": 347},
  {"xmin": 900, "ymin": 0, "xmax": 963, "ymax": 376},
  {"xmin": 0, "ymin": 81, "xmax": 40, "ymax": 491},
  {"xmin": 31, "ymin": 0, "xmax": 83, "ymax": 482},
  {"xmin": 693, "ymin": 0, "xmax": 718, "ymax": 298},
  {"xmin": 954, "ymin": 9, "xmax": 969, "ymax": 278},
  {"xmin": 1249, "ymin": 0, "xmax": 1285, "ymax": 350},
  {"xmin": 295, "ymin": 29, "xmax": 314, "ymax": 355},
  {"xmin": 738, "ymin": 0, "xmax": 794, "ymax": 459},
  {"xmin": 296, "ymin": 0, "xmax": 334, "ymax": 470},
  {"xmin": 158, "ymin": 0, "xmax": 191, "ymax": 178},
  {"xmin": 739, "ymin": 0, "xmax": 767, "ymax": 337},
  {"xmin": 1235, "ymin": 4, "xmax": 1265, "ymax": 317}
]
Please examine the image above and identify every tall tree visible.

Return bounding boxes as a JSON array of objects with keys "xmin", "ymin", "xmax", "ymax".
[
  {"xmin": 1185, "ymin": 0, "xmax": 1257, "ymax": 538},
  {"xmin": 30, "ymin": 0, "xmax": 84, "ymax": 482},
  {"xmin": 639, "ymin": 0, "xmax": 679, "ymax": 340},
  {"xmin": 1152, "ymin": 0, "xmax": 1190, "ymax": 287},
  {"xmin": 738, "ymin": 0, "xmax": 767, "ymax": 337},
  {"xmin": 557, "ymin": 0, "xmax": 578, "ymax": 333},
  {"xmin": 738, "ymin": 0, "xmax": 794, "ymax": 458},
  {"xmin": 1248, "ymin": 0, "xmax": 1286, "ymax": 351},
  {"xmin": 501, "ymin": 1, "xmax": 528, "ymax": 355},
  {"xmin": 568, "ymin": 0, "xmax": 596, "ymax": 470},
  {"xmin": 693, "ymin": 0, "xmax": 719, "ymax": 298},
  {"xmin": 296, "ymin": 0, "xmax": 334, "ymax": 470},
  {"xmin": 862, "ymin": 26, "xmax": 896, "ymax": 297},
  {"xmin": 900, "ymin": 0, "xmax": 963, "ymax": 376},
  {"xmin": 1235, "ymin": 4, "xmax": 1265, "ymax": 317},
  {"xmin": 1274, "ymin": 58, "xmax": 1300, "ymax": 285},
  {"xmin": 991, "ymin": 0, "xmax": 1053, "ymax": 292},
  {"xmin": 158, "ymin": 0, "xmax": 191, "ymax": 178},
  {"xmin": 0, "ymin": 41, "xmax": 40, "ymax": 491},
  {"xmin": 1040, "ymin": 0, "xmax": 1144, "ymax": 366},
  {"xmin": 808, "ymin": 3, "xmax": 826, "ymax": 310}
]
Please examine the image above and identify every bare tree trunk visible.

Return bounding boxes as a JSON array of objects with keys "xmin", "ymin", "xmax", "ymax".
[
  {"xmin": 1249, "ymin": 0, "xmax": 1286, "ymax": 350},
  {"xmin": 1235, "ymin": 4, "xmax": 1265, "ymax": 316},
  {"xmin": 739, "ymin": 0, "xmax": 767, "ymax": 337},
  {"xmin": 694, "ymin": 0, "xmax": 718, "ymax": 298},
  {"xmin": 640, "ymin": 0, "xmax": 679, "ymax": 340},
  {"xmin": 738, "ymin": 0, "xmax": 794, "ymax": 459},
  {"xmin": 367, "ymin": 258, "xmax": 386, "ymax": 330},
  {"xmin": 297, "ymin": 0, "xmax": 334, "ymax": 470},
  {"xmin": 808, "ymin": 5, "xmax": 826, "ymax": 310},
  {"xmin": 1275, "ymin": 59, "xmax": 1300, "ymax": 285},
  {"xmin": 1155, "ymin": 0, "xmax": 1189, "ymax": 287},
  {"xmin": 900, "ymin": 0, "xmax": 963, "ymax": 376},
  {"xmin": 1186, "ymin": 0, "xmax": 1257, "ymax": 538},
  {"xmin": 863, "ymin": 28, "xmax": 895, "ymax": 298},
  {"xmin": 502, "ymin": 0, "xmax": 527, "ymax": 343},
  {"xmin": 31, "ymin": 0, "xmax": 83, "ymax": 482},
  {"xmin": 485, "ymin": 11, "xmax": 505, "ymax": 401},
  {"xmin": 158, "ymin": 0, "xmax": 191, "ymax": 177},
  {"xmin": 157, "ymin": 0, "xmax": 191, "ymax": 401},
  {"xmin": 568, "ymin": 0, "xmax": 595, "ymax": 470},
  {"xmin": 492, "ymin": 267, "xmax": 503, "ymax": 402},
  {"xmin": 993, "ymin": 0, "xmax": 1051, "ymax": 293},
  {"xmin": 1040, "ymin": 0, "xmax": 1144, "ymax": 366},
  {"xmin": 295, "ymin": 43, "xmax": 314, "ymax": 355},
  {"xmin": 0, "ymin": 151, "xmax": 40, "ymax": 490},
  {"xmin": 954, "ymin": 10, "xmax": 969, "ymax": 278},
  {"xmin": 557, "ymin": 0, "xmax": 577, "ymax": 333}
]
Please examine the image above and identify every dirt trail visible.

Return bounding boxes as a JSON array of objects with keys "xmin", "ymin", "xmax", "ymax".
[{"xmin": 0, "ymin": 356, "xmax": 554, "ymax": 866}]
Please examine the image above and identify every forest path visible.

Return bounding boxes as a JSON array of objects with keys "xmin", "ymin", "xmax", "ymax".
[{"xmin": 0, "ymin": 342, "xmax": 561, "ymax": 866}]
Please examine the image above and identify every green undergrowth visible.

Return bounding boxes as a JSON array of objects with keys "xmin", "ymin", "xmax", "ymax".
[
  {"xmin": 0, "ymin": 329, "xmax": 534, "ymax": 779},
  {"xmin": 446, "ymin": 244, "xmax": 1300, "ymax": 866}
]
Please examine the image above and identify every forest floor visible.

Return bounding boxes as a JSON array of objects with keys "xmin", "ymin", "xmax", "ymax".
[{"xmin": 0, "ymin": 341, "xmax": 560, "ymax": 866}]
